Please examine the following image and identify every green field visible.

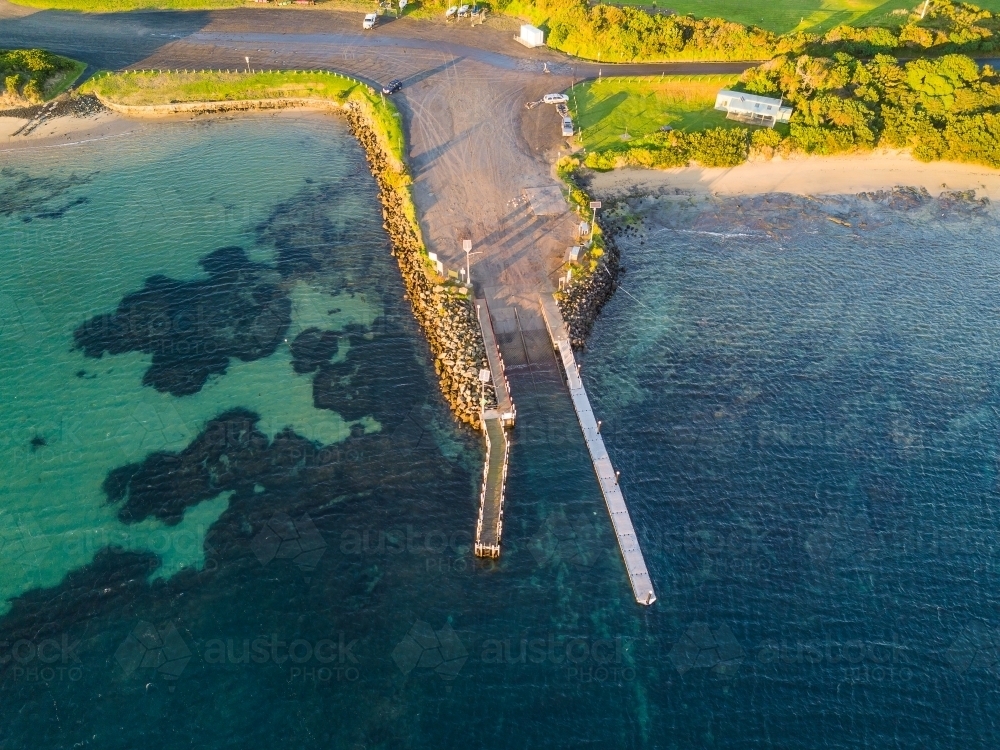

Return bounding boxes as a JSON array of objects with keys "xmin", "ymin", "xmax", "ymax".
[
  {"xmin": 617, "ymin": 0, "xmax": 1000, "ymax": 34},
  {"xmin": 570, "ymin": 75, "xmax": 741, "ymax": 151},
  {"xmin": 79, "ymin": 68, "xmax": 362, "ymax": 105}
]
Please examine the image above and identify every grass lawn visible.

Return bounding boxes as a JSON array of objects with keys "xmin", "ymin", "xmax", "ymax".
[
  {"xmin": 615, "ymin": 0, "xmax": 1000, "ymax": 35},
  {"xmin": 80, "ymin": 68, "xmax": 409, "ymax": 171},
  {"xmin": 570, "ymin": 74, "xmax": 741, "ymax": 151},
  {"xmin": 79, "ymin": 68, "xmax": 366, "ymax": 105}
]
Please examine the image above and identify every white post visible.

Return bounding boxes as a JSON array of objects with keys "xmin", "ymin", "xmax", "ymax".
[
  {"xmin": 920, "ymin": 0, "xmax": 931, "ymax": 18},
  {"xmin": 463, "ymin": 239, "xmax": 473, "ymax": 284}
]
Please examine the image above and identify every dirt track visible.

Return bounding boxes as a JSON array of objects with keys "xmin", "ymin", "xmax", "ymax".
[{"xmin": 0, "ymin": 1, "xmax": 748, "ymax": 329}]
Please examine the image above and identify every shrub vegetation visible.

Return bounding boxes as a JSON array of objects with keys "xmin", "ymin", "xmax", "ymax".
[{"xmin": 0, "ymin": 49, "xmax": 84, "ymax": 104}]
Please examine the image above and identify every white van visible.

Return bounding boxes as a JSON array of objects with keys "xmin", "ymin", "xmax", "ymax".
[
  {"xmin": 363, "ymin": 13, "xmax": 378, "ymax": 29},
  {"xmin": 561, "ymin": 117, "xmax": 574, "ymax": 137}
]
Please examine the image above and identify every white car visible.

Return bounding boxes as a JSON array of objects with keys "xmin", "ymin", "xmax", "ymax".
[
  {"xmin": 458, "ymin": 4, "xmax": 470, "ymax": 15},
  {"xmin": 445, "ymin": 6, "xmax": 458, "ymax": 17},
  {"xmin": 363, "ymin": 13, "xmax": 378, "ymax": 29},
  {"xmin": 543, "ymin": 93, "xmax": 569, "ymax": 104},
  {"xmin": 561, "ymin": 117, "xmax": 574, "ymax": 137}
]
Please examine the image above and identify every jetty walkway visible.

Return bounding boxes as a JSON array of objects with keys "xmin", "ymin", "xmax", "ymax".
[
  {"xmin": 474, "ymin": 299, "xmax": 515, "ymax": 558},
  {"xmin": 539, "ymin": 296, "xmax": 656, "ymax": 606}
]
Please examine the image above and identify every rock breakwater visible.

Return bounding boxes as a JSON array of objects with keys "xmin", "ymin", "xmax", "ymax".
[
  {"xmin": 345, "ymin": 101, "xmax": 492, "ymax": 429},
  {"xmin": 555, "ymin": 213, "xmax": 621, "ymax": 350}
]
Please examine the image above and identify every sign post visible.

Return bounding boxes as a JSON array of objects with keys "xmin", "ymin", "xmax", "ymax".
[{"xmin": 589, "ymin": 200, "xmax": 601, "ymax": 238}]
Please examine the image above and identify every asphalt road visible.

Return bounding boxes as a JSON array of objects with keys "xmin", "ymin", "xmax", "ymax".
[{"xmin": 0, "ymin": 1, "xmax": 750, "ymax": 330}]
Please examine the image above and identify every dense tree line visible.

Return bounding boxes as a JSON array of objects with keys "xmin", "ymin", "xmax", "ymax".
[
  {"xmin": 585, "ymin": 52, "xmax": 1000, "ymax": 170},
  {"xmin": 1, "ymin": 48, "xmax": 74, "ymax": 103},
  {"xmin": 494, "ymin": 0, "xmax": 1000, "ymax": 62},
  {"xmin": 747, "ymin": 52, "xmax": 1000, "ymax": 166}
]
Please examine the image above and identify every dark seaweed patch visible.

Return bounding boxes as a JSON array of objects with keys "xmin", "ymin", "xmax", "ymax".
[
  {"xmin": 105, "ymin": 408, "xmax": 271, "ymax": 525},
  {"xmin": 29, "ymin": 435, "xmax": 46, "ymax": 451},
  {"xmin": 73, "ymin": 247, "xmax": 291, "ymax": 396},
  {"xmin": 103, "ymin": 395, "xmax": 436, "ymax": 527},
  {"xmin": 34, "ymin": 195, "xmax": 89, "ymax": 220},
  {"xmin": 72, "ymin": 181, "xmax": 376, "ymax": 398},
  {"xmin": 255, "ymin": 183, "xmax": 351, "ymax": 277},
  {"xmin": 311, "ymin": 328, "xmax": 420, "ymax": 425},
  {"xmin": 0, "ymin": 167, "xmax": 92, "ymax": 221},
  {"xmin": 289, "ymin": 327, "xmax": 340, "ymax": 374}
]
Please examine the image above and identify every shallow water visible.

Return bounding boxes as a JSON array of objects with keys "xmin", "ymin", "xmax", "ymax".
[{"xmin": 2, "ymin": 119, "xmax": 999, "ymax": 748}]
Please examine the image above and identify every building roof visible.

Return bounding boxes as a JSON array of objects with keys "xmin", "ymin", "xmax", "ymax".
[{"xmin": 716, "ymin": 89, "xmax": 792, "ymax": 113}]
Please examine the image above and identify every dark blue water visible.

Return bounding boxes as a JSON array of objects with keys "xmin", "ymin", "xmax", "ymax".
[
  {"xmin": 3, "ymin": 118, "xmax": 1000, "ymax": 748},
  {"xmin": 583, "ymin": 189, "xmax": 1000, "ymax": 748}
]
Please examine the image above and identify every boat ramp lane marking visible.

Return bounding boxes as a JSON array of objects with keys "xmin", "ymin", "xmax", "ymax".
[{"xmin": 538, "ymin": 295, "xmax": 657, "ymax": 607}]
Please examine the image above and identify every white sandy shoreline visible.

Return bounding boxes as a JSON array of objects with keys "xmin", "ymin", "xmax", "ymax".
[
  {"xmin": 0, "ymin": 104, "xmax": 342, "ymax": 153},
  {"xmin": 0, "ymin": 111, "xmax": 137, "ymax": 152},
  {"xmin": 587, "ymin": 151, "xmax": 1000, "ymax": 202}
]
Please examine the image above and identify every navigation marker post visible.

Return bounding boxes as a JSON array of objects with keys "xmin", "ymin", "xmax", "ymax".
[{"xmin": 245, "ymin": 56, "xmax": 250, "ymax": 73}]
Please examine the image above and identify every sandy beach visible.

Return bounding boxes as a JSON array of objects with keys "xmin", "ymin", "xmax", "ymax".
[
  {"xmin": 587, "ymin": 151, "xmax": 1000, "ymax": 201},
  {"xmin": 0, "ymin": 110, "xmax": 136, "ymax": 152}
]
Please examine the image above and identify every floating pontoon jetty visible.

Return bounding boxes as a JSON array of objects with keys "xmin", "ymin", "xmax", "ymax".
[{"xmin": 539, "ymin": 295, "xmax": 656, "ymax": 606}]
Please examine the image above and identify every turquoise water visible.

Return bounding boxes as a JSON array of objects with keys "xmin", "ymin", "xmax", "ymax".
[
  {"xmin": 1, "ymin": 117, "xmax": 385, "ymax": 613},
  {"xmin": 3, "ymin": 118, "xmax": 1000, "ymax": 748}
]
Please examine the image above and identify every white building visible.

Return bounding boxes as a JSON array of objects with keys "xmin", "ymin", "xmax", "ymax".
[
  {"xmin": 714, "ymin": 90, "xmax": 792, "ymax": 128},
  {"xmin": 517, "ymin": 24, "xmax": 545, "ymax": 48}
]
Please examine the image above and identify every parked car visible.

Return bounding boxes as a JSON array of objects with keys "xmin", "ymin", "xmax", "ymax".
[
  {"xmin": 445, "ymin": 6, "xmax": 458, "ymax": 17},
  {"xmin": 458, "ymin": 4, "xmax": 470, "ymax": 15},
  {"xmin": 561, "ymin": 117, "xmax": 574, "ymax": 137},
  {"xmin": 382, "ymin": 79, "xmax": 402, "ymax": 95},
  {"xmin": 363, "ymin": 12, "xmax": 378, "ymax": 29},
  {"xmin": 543, "ymin": 93, "xmax": 569, "ymax": 104},
  {"xmin": 555, "ymin": 103, "xmax": 569, "ymax": 117}
]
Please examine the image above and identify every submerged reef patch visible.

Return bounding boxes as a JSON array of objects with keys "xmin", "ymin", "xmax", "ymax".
[
  {"xmin": 0, "ymin": 167, "xmax": 91, "ymax": 221},
  {"xmin": 74, "ymin": 246, "xmax": 291, "ymax": 396},
  {"xmin": 310, "ymin": 327, "xmax": 419, "ymax": 425}
]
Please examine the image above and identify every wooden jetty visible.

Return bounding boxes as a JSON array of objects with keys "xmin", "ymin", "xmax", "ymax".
[
  {"xmin": 474, "ymin": 299, "xmax": 515, "ymax": 558},
  {"xmin": 539, "ymin": 295, "xmax": 657, "ymax": 606}
]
